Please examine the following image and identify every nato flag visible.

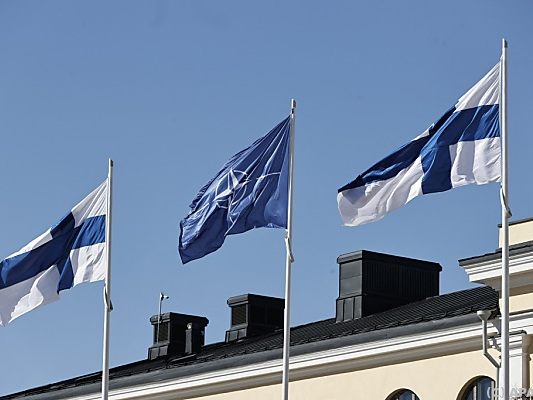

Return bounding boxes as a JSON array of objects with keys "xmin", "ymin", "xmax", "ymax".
[{"xmin": 179, "ymin": 116, "xmax": 291, "ymax": 264}]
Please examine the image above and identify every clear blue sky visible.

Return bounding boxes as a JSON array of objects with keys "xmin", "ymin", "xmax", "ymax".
[{"xmin": 1, "ymin": 1, "xmax": 532, "ymax": 395}]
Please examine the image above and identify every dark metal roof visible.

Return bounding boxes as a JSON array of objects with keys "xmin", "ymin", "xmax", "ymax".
[{"xmin": 1, "ymin": 286, "xmax": 498, "ymax": 400}]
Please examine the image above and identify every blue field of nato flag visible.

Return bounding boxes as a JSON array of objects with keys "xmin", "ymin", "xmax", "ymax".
[
  {"xmin": 0, "ymin": 180, "xmax": 108, "ymax": 325},
  {"xmin": 179, "ymin": 116, "xmax": 291, "ymax": 264},
  {"xmin": 338, "ymin": 63, "xmax": 501, "ymax": 226}
]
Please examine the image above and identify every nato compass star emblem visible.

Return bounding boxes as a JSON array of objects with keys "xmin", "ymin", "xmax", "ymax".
[
  {"xmin": 212, "ymin": 169, "xmax": 281, "ymax": 232},
  {"xmin": 213, "ymin": 169, "xmax": 250, "ymax": 211}
]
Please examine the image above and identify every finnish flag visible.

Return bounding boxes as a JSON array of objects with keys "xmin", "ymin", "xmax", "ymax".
[
  {"xmin": 338, "ymin": 63, "xmax": 501, "ymax": 226},
  {"xmin": 0, "ymin": 180, "xmax": 108, "ymax": 325}
]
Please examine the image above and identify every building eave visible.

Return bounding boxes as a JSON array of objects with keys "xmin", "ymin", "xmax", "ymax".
[{"xmin": 459, "ymin": 242, "xmax": 533, "ymax": 290}]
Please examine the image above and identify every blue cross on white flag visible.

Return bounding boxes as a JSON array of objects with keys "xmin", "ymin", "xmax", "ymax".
[
  {"xmin": 179, "ymin": 116, "xmax": 290, "ymax": 264},
  {"xmin": 0, "ymin": 180, "xmax": 108, "ymax": 325},
  {"xmin": 338, "ymin": 63, "xmax": 501, "ymax": 226}
]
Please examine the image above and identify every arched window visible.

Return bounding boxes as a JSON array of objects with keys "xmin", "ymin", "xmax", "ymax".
[
  {"xmin": 461, "ymin": 377, "xmax": 495, "ymax": 400},
  {"xmin": 387, "ymin": 389, "xmax": 420, "ymax": 400}
]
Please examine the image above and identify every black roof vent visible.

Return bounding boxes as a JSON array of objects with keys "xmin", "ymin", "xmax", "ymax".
[
  {"xmin": 148, "ymin": 312, "xmax": 208, "ymax": 360},
  {"xmin": 225, "ymin": 294, "xmax": 284, "ymax": 342},
  {"xmin": 336, "ymin": 250, "xmax": 442, "ymax": 322}
]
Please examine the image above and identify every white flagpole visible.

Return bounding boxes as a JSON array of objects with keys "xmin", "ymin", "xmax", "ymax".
[
  {"xmin": 102, "ymin": 159, "xmax": 114, "ymax": 400},
  {"xmin": 282, "ymin": 99, "xmax": 296, "ymax": 400},
  {"xmin": 500, "ymin": 39, "xmax": 509, "ymax": 400}
]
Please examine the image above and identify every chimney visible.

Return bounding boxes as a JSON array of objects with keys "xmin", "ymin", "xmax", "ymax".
[
  {"xmin": 225, "ymin": 294, "xmax": 284, "ymax": 342},
  {"xmin": 148, "ymin": 312, "xmax": 208, "ymax": 360},
  {"xmin": 336, "ymin": 250, "xmax": 441, "ymax": 322},
  {"xmin": 185, "ymin": 320, "xmax": 206, "ymax": 355}
]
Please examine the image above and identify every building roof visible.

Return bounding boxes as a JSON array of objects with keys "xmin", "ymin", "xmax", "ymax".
[
  {"xmin": 2, "ymin": 285, "xmax": 498, "ymax": 400},
  {"xmin": 459, "ymin": 240, "xmax": 533, "ymax": 266}
]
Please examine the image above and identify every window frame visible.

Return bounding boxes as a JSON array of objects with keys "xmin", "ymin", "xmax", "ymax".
[
  {"xmin": 459, "ymin": 376, "xmax": 495, "ymax": 400},
  {"xmin": 386, "ymin": 389, "xmax": 421, "ymax": 400}
]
